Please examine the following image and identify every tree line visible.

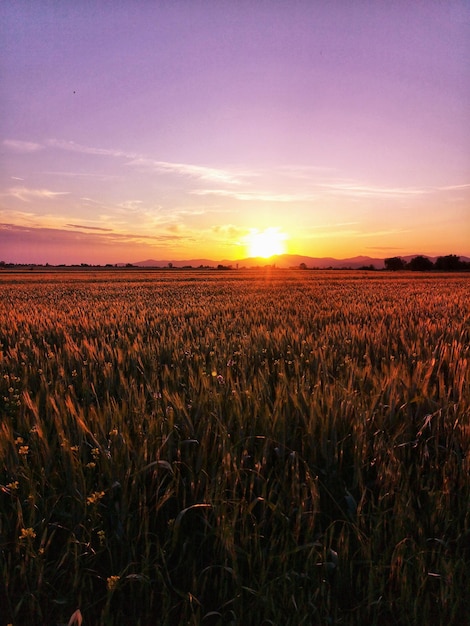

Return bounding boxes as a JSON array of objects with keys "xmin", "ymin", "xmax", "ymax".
[{"xmin": 384, "ymin": 254, "xmax": 469, "ymax": 271}]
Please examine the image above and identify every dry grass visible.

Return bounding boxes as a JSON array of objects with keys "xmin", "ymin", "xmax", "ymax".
[{"xmin": 0, "ymin": 269, "xmax": 469, "ymax": 625}]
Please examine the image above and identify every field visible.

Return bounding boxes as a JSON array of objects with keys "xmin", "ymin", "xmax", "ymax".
[{"xmin": 1, "ymin": 269, "xmax": 469, "ymax": 625}]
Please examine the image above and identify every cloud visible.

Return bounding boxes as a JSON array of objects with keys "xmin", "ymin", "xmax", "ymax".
[
  {"xmin": 274, "ymin": 165, "xmax": 336, "ymax": 180},
  {"xmin": 189, "ymin": 172, "xmax": 470, "ymax": 205},
  {"xmin": 190, "ymin": 173, "xmax": 431, "ymax": 203},
  {"xmin": 0, "ymin": 206, "xmax": 41, "ymax": 226},
  {"xmin": 80, "ymin": 197, "xmax": 108, "ymax": 206},
  {"xmin": 302, "ymin": 224, "xmax": 410, "ymax": 241},
  {"xmin": 319, "ymin": 182, "xmax": 428, "ymax": 197},
  {"xmin": 192, "ymin": 188, "xmax": 316, "ymax": 202},
  {"xmin": 366, "ymin": 246, "xmax": 406, "ymax": 251},
  {"xmin": 3, "ymin": 139, "xmax": 43, "ymax": 153},
  {"xmin": 1, "ymin": 222, "xmax": 184, "ymax": 242},
  {"xmin": 118, "ymin": 200, "xmax": 144, "ymax": 211},
  {"xmin": 47, "ymin": 138, "xmax": 135, "ymax": 158},
  {"xmin": 0, "ymin": 222, "xmax": 187, "ymax": 248},
  {"xmin": 47, "ymin": 138, "xmax": 244, "ymax": 185},
  {"xmin": 0, "ymin": 208, "xmax": 118, "ymax": 233},
  {"xmin": 211, "ymin": 224, "xmax": 245, "ymax": 238},
  {"xmin": 436, "ymin": 183, "xmax": 470, "ymax": 191},
  {"xmin": 312, "ymin": 221, "xmax": 360, "ymax": 230},
  {"xmin": 357, "ymin": 228, "xmax": 411, "ymax": 238},
  {"xmin": 0, "ymin": 222, "xmax": 192, "ymax": 264},
  {"xmin": 45, "ymin": 170, "xmax": 116, "ymax": 180},
  {"xmin": 66, "ymin": 223, "xmax": 114, "ymax": 232},
  {"xmin": 127, "ymin": 158, "xmax": 242, "ymax": 185},
  {"xmin": 305, "ymin": 228, "xmax": 359, "ymax": 240},
  {"xmin": 4, "ymin": 187, "xmax": 70, "ymax": 202}
]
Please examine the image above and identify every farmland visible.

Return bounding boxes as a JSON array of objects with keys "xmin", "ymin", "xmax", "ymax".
[{"xmin": 1, "ymin": 269, "xmax": 469, "ymax": 625}]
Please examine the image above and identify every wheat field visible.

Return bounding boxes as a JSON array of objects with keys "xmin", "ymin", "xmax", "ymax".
[{"xmin": 1, "ymin": 269, "xmax": 469, "ymax": 625}]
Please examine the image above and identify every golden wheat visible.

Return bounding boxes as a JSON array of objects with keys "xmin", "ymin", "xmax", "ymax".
[{"xmin": 0, "ymin": 269, "xmax": 468, "ymax": 625}]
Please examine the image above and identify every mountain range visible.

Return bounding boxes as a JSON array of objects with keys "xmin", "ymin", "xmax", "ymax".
[{"xmin": 130, "ymin": 254, "xmax": 470, "ymax": 270}]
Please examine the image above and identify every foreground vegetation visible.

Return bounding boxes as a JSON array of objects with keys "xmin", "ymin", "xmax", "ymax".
[{"xmin": 1, "ymin": 269, "xmax": 469, "ymax": 625}]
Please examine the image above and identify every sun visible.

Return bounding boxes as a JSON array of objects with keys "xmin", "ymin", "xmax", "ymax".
[{"xmin": 246, "ymin": 227, "xmax": 287, "ymax": 258}]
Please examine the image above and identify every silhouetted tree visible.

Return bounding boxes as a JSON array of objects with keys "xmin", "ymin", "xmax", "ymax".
[
  {"xmin": 435, "ymin": 255, "xmax": 461, "ymax": 271},
  {"xmin": 408, "ymin": 255, "xmax": 434, "ymax": 271},
  {"xmin": 384, "ymin": 256, "xmax": 406, "ymax": 271}
]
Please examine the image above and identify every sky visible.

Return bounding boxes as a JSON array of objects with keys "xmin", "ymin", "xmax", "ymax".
[{"xmin": 1, "ymin": 1, "xmax": 469, "ymax": 264}]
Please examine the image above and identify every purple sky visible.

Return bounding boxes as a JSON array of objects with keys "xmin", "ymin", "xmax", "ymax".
[{"xmin": 1, "ymin": 1, "xmax": 469, "ymax": 264}]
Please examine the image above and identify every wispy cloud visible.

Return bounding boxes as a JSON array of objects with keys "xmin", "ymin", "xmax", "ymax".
[
  {"xmin": 192, "ymin": 188, "xmax": 316, "ymax": 202},
  {"xmin": 80, "ymin": 197, "xmax": 107, "ymax": 206},
  {"xmin": 192, "ymin": 174, "xmax": 470, "ymax": 204},
  {"xmin": 4, "ymin": 187, "xmax": 70, "ymax": 202},
  {"xmin": 0, "ymin": 222, "xmax": 186, "ymax": 245},
  {"xmin": 0, "ymin": 207, "xmax": 39, "ymax": 226},
  {"xmin": 3, "ymin": 139, "xmax": 43, "ymax": 153},
  {"xmin": 172, "ymin": 205, "xmax": 234, "ymax": 218},
  {"xmin": 211, "ymin": 223, "xmax": 246, "ymax": 239},
  {"xmin": 436, "ymin": 183, "xmax": 470, "ymax": 191},
  {"xmin": 47, "ymin": 138, "xmax": 245, "ymax": 185},
  {"xmin": 118, "ymin": 200, "xmax": 144, "ymax": 211},
  {"xmin": 302, "ymin": 224, "xmax": 410, "ymax": 241},
  {"xmin": 45, "ymin": 170, "xmax": 116, "ymax": 180},
  {"xmin": 358, "ymin": 228, "xmax": 411, "ymax": 238},
  {"xmin": 190, "ymin": 174, "xmax": 435, "ymax": 204},
  {"xmin": 66, "ymin": 223, "xmax": 114, "ymax": 232},
  {"xmin": 274, "ymin": 165, "xmax": 336, "ymax": 180},
  {"xmin": 0, "ymin": 208, "xmax": 109, "ymax": 232},
  {"xmin": 47, "ymin": 138, "xmax": 135, "ymax": 158},
  {"xmin": 127, "ymin": 158, "xmax": 242, "ymax": 185},
  {"xmin": 0, "ymin": 222, "xmax": 192, "ymax": 264},
  {"xmin": 305, "ymin": 228, "xmax": 360, "ymax": 240},
  {"xmin": 366, "ymin": 246, "xmax": 406, "ymax": 251},
  {"xmin": 318, "ymin": 182, "xmax": 428, "ymax": 197},
  {"xmin": 312, "ymin": 221, "xmax": 360, "ymax": 230}
]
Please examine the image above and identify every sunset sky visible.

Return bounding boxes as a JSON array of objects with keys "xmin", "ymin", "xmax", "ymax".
[{"xmin": 1, "ymin": 1, "xmax": 469, "ymax": 264}]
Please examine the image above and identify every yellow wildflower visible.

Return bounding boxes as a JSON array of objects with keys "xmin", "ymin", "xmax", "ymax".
[
  {"xmin": 87, "ymin": 490, "xmax": 105, "ymax": 505},
  {"xmin": 107, "ymin": 575, "xmax": 120, "ymax": 591},
  {"xmin": 19, "ymin": 527, "xmax": 36, "ymax": 541}
]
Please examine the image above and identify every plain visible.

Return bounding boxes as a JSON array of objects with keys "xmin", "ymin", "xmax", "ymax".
[{"xmin": 0, "ymin": 269, "xmax": 469, "ymax": 625}]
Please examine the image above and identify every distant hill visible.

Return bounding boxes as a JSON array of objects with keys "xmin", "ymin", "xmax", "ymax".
[
  {"xmin": 228, "ymin": 254, "xmax": 388, "ymax": 269},
  {"xmin": 130, "ymin": 258, "xmax": 217, "ymax": 268},
  {"xmin": 132, "ymin": 254, "xmax": 386, "ymax": 269},
  {"xmin": 130, "ymin": 254, "xmax": 470, "ymax": 270}
]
